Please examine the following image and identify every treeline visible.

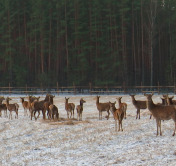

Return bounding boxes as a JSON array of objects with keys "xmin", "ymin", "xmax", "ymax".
[{"xmin": 0, "ymin": 0, "xmax": 176, "ymax": 87}]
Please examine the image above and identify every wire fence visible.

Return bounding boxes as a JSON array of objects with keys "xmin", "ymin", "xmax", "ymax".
[{"xmin": 1, "ymin": 82, "xmax": 176, "ymax": 96}]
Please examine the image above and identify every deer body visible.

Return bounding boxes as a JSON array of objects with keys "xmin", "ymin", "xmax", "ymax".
[
  {"xmin": 49, "ymin": 104, "xmax": 59, "ymax": 121},
  {"xmin": 109, "ymin": 101, "xmax": 124, "ymax": 131},
  {"xmin": 129, "ymin": 94, "xmax": 147, "ymax": 119},
  {"xmin": 65, "ymin": 97, "xmax": 75, "ymax": 118},
  {"xmin": 76, "ymin": 98, "xmax": 86, "ymax": 121},
  {"xmin": 5, "ymin": 97, "xmax": 19, "ymax": 120},
  {"xmin": 116, "ymin": 97, "xmax": 127, "ymax": 119},
  {"xmin": 95, "ymin": 96, "xmax": 110, "ymax": 120},
  {"xmin": 144, "ymin": 93, "xmax": 176, "ymax": 136}
]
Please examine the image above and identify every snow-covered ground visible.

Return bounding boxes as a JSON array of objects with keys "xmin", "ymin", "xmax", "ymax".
[{"xmin": 0, "ymin": 94, "xmax": 176, "ymax": 166}]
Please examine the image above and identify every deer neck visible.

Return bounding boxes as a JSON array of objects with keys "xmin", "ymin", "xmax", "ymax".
[
  {"xmin": 96, "ymin": 98, "xmax": 99, "ymax": 104},
  {"xmin": 146, "ymin": 98, "xmax": 155, "ymax": 111},
  {"xmin": 80, "ymin": 101, "xmax": 84, "ymax": 106},
  {"xmin": 131, "ymin": 97, "xmax": 137, "ymax": 105}
]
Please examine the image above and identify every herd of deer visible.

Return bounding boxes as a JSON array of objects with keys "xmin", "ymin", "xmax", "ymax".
[{"xmin": 1, "ymin": 93, "xmax": 176, "ymax": 136}]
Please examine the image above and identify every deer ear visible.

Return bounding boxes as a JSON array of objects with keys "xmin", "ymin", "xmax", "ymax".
[{"xmin": 171, "ymin": 96, "xmax": 174, "ymax": 99}]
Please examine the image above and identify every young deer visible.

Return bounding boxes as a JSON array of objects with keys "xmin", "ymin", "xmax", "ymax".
[
  {"xmin": 129, "ymin": 94, "xmax": 147, "ymax": 119},
  {"xmin": 76, "ymin": 98, "xmax": 86, "ymax": 121},
  {"xmin": 116, "ymin": 97, "xmax": 127, "ymax": 119},
  {"xmin": 109, "ymin": 101, "xmax": 124, "ymax": 132},
  {"xmin": 20, "ymin": 97, "xmax": 29, "ymax": 116},
  {"xmin": 144, "ymin": 93, "xmax": 176, "ymax": 136},
  {"xmin": 5, "ymin": 97, "xmax": 19, "ymax": 120},
  {"xmin": 65, "ymin": 97, "xmax": 75, "ymax": 118},
  {"xmin": 49, "ymin": 104, "xmax": 59, "ymax": 121},
  {"xmin": 95, "ymin": 95, "xmax": 110, "ymax": 120}
]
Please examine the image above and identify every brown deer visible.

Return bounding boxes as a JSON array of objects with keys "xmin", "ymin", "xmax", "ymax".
[
  {"xmin": 116, "ymin": 97, "xmax": 127, "ymax": 119},
  {"xmin": 166, "ymin": 95, "xmax": 176, "ymax": 105},
  {"xmin": 31, "ymin": 94, "xmax": 52, "ymax": 120},
  {"xmin": 20, "ymin": 97, "xmax": 29, "ymax": 116},
  {"xmin": 144, "ymin": 93, "xmax": 176, "ymax": 136},
  {"xmin": 150, "ymin": 97, "xmax": 168, "ymax": 119},
  {"xmin": 95, "ymin": 95, "xmax": 110, "ymax": 120},
  {"xmin": 129, "ymin": 94, "xmax": 147, "ymax": 119},
  {"xmin": 30, "ymin": 96, "xmax": 40, "ymax": 118},
  {"xmin": 5, "ymin": 97, "xmax": 19, "ymax": 120},
  {"xmin": 76, "ymin": 98, "xmax": 86, "ymax": 121},
  {"xmin": 0, "ymin": 96, "xmax": 7, "ymax": 118},
  {"xmin": 109, "ymin": 101, "xmax": 124, "ymax": 131},
  {"xmin": 49, "ymin": 104, "xmax": 59, "ymax": 121},
  {"xmin": 65, "ymin": 97, "xmax": 75, "ymax": 118},
  {"xmin": 43, "ymin": 95, "xmax": 55, "ymax": 119}
]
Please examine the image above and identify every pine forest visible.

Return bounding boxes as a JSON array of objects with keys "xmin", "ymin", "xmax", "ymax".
[{"xmin": 0, "ymin": 0, "xmax": 176, "ymax": 87}]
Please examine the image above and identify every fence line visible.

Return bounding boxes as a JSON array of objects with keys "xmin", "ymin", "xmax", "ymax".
[{"xmin": 0, "ymin": 82, "xmax": 175, "ymax": 95}]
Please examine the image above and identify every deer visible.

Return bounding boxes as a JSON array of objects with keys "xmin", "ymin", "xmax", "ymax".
[
  {"xmin": 116, "ymin": 97, "xmax": 127, "ymax": 119},
  {"xmin": 95, "ymin": 95, "xmax": 110, "ymax": 120},
  {"xmin": 48, "ymin": 104, "xmax": 59, "ymax": 121},
  {"xmin": 109, "ymin": 101, "xmax": 124, "ymax": 132},
  {"xmin": 31, "ymin": 94, "xmax": 52, "ymax": 120},
  {"xmin": 20, "ymin": 97, "xmax": 29, "ymax": 116},
  {"xmin": 5, "ymin": 97, "xmax": 19, "ymax": 120},
  {"xmin": 76, "ymin": 98, "xmax": 86, "ymax": 121},
  {"xmin": 166, "ymin": 95, "xmax": 176, "ymax": 105},
  {"xmin": 144, "ymin": 93, "xmax": 176, "ymax": 136},
  {"xmin": 65, "ymin": 97, "xmax": 75, "ymax": 119},
  {"xmin": 129, "ymin": 94, "xmax": 147, "ymax": 119},
  {"xmin": 29, "ymin": 96, "xmax": 40, "ymax": 118},
  {"xmin": 150, "ymin": 97, "xmax": 168, "ymax": 119},
  {"xmin": 0, "ymin": 96, "xmax": 7, "ymax": 118},
  {"xmin": 43, "ymin": 95, "xmax": 55, "ymax": 120}
]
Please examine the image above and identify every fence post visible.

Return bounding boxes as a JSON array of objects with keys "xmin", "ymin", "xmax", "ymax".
[
  {"xmin": 141, "ymin": 82, "xmax": 143, "ymax": 94},
  {"xmin": 89, "ymin": 82, "xmax": 92, "ymax": 95},
  {"xmin": 106, "ymin": 84, "xmax": 109, "ymax": 95},
  {"xmin": 123, "ymin": 82, "xmax": 126, "ymax": 95},
  {"xmin": 57, "ymin": 82, "xmax": 59, "ymax": 95},
  {"xmin": 9, "ymin": 82, "xmax": 11, "ymax": 96},
  {"xmin": 41, "ymin": 82, "xmax": 43, "ymax": 96},
  {"xmin": 25, "ymin": 84, "xmax": 27, "ymax": 96},
  {"xmin": 158, "ymin": 81, "xmax": 160, "ymax": 95},
  {"xmin": 73, "ymin": 82, "xmax": 76, "ymax": 95}
]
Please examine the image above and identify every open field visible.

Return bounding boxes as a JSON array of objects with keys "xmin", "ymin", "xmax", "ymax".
[{"xmin": 0, "ymin": 94, "xmax": 176, "ymax": 166}]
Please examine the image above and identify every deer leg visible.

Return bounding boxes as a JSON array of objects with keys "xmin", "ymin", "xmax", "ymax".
[
  {"xmin": 159, "ymin": 120, "xmax": 162, "ymax": 136},
  {"xmin": 118, "ymin": 120, "xmax": 121, "ymax": 131},
  {"xmin": 156, "ymin": 119, "xmax": 159, "ymax": 136},
  {"xmin": 67, "ymin": 111, "xmax": 69, "ymax": 118},
  {"xmin": 115, "ymin": 119, "xmax": 117, "ymax": 131},
  {"xmin": 73, "ymin": 109, "xmax": 74, "ymax": 118},
  {"xmin": 172, "ymin": 122, "xmax": 176, "ymax": 136},
  {"xmin": 31, "ymin": 110, "xmax": 33, "ymax": 120},
  {"xmin": 136, "ymin": 109, "xmax": 138, "ymax": 119},
  {"xmin": 107, "ymin": 111, "xmax": 109, "ymax": 120},
  {"xmin": 124, "ymin": 110, "xmax": 126, "ymax": 119},
  {"xmin": 121, "ymin": 120, "xmax": 123, "ymax": 131},
  {"xmin": 150, "ymin": 114, "xmax": 152, "ymax": 119}
]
